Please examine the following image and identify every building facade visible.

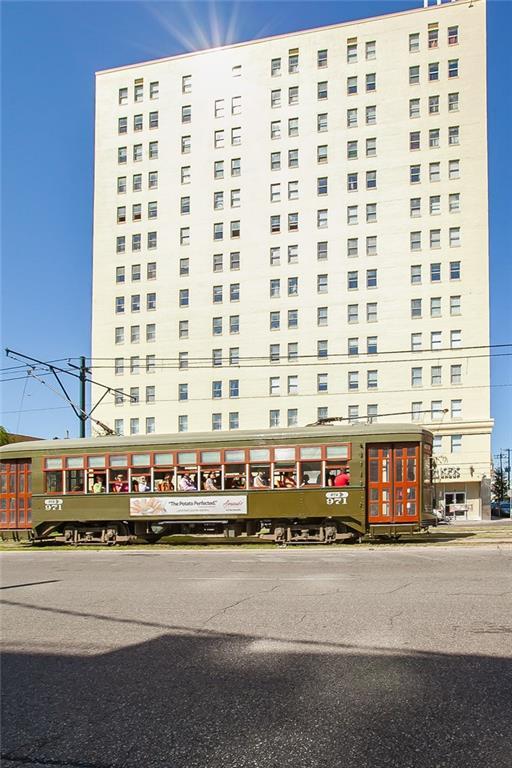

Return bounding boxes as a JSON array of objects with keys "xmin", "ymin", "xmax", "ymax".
[{"xmin": 92, "ymin": 0, "xmax": 493, "ymax": 518}]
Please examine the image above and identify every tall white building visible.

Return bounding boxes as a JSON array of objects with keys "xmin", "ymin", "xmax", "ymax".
[{"xmin": 92, "ymin": 0, "xmax": 493, "ymax": 517}]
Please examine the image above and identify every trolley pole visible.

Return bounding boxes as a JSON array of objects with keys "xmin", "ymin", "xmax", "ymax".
[{"xmin": 79, "ymin": 356, "xmax": 88, "ymax": 438}]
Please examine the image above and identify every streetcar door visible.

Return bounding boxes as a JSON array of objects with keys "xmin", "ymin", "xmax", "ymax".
[
  {"xmin": 367, "ymin": 445, "xmax": 420, "ymax": 524},
  {"xmin": 367, "ymin": 446, "xmax": 392, "ymax": 523},
  {"xmin": 0, "ymin": 460, "xmax": 32, "ymax": 530}
]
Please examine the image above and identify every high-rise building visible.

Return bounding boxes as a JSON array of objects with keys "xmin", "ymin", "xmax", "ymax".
[{"xmin": 92, "ymin": 0, "xmax": 492, "ymax": 517}]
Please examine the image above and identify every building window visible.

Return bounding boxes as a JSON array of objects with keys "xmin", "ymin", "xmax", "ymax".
[
  {"xmin": 431, "ymin": 331, "xmax": 442, "ymax": 351},
  {"xmin": 178, "ymin": 415, "xmax": 188, "ymax": 433},
  {"xmin": 428, "ymin": 62, "xmax": 439, "ymax": 82},
  {"xmin": 348, "ymin": 372, "xmax": 359, "ymax": 391},
  {"xmin": 148, "ymin": 141, "xmax": 158, "ymax": 159},
  {"xmin": 317, "ymin": 81, "xmax": 328, "ymax": 100},
  {"xmin": 347, "ymin": 41, "xmax": 357, "ymax": 63},
  {"xmin": 271, "ymin": 89, "xmax": 281, "ymax": 108},
  {"xmin": 430, "ymin": 297, "xmax": 441, "ymax": 317},
  {"xmin": 348, "ymin": 304, "xmax": 358, "ymax": 324},
  {"xmin": 288, "ymin": 86, "xmax": 299, "ymax": 105},
  {"xmin": 179, "ymin": 289, "xmax": 189, "ymax": 308},
  {"xmin": 317, "ymin": 274, "xmax": 328, "ymax": 294},
  {"xmin": 366, "ymin": 203, "xmax": 377, "ymax": 223},
  {"xmin": 449, "ymin": 227, "xmax": 461, "ymax": 247},
  {"xmin": 347, "ymin": 108, "xmax": 357, "ymax": 128},
  {"xmin": 429, "ymin": 129, "xmax": 440, "ymax": 149},
  {"xmin": 409, "ymin": 66, "xmax": 420, "ymax": 85},
  {"xmin": 347, "ymin": 76, "xmax": 357, "ymax": 95},
  {"xmin": 231, "ymin": 158, "xmax": 241, "ymax": 177},
  {"xmin": 317, "ymin": 340, "xmax": 328, "ymax": 359},
  {"xmin": 317, "ymin": 307, "xmax": 328, "ymax": 326},
  {"xmin": 347, "ymin": 206, "xmax": 358, "ymax": 225},
  {"xmin": 451, "ymin": 435, "xmax": 462, "ymax": 453},
  {"xmin": 270, "ymin": 311, "xmax": 280, "ymax": 331},
  {"xmin": 366, "ymin": 73, "xmax": 376, "ymax": 92},
  {"xmin": 181, "ymin": 196, "xmax": 191, "ymax": 215},
  {"xmin": 366, "ymin": 105, "xmax": 376, "ymax": 125},
  {"xmin": 271, "ymin": 57, "xmax": 281, "ymax": 77},
  {"xmin": 367, "ymin": 370, "xmax": 378, "ymax": 390},
  {"xmin": 449, "ymin": 126, "xmax": 460, "ymax": 146},
  {"xmin": 317, "ymin": 49, "xmax": 327, "ymax": 68},
  {"xmin": 409, "ymin": 33, "xmax": 420, "ymax": 52},
  {"xmin": 411, "ymin": 299, "xmax": 422, "ymax": 318},
  {"xmin": 231, "ymin": 127, "xmax": 241, "ymax": 146},
  {"xmin": 448, "ymin": 59, "xmax": 459, "ymax": 79},
  {"xmin": 288, "ymin": 309, "xmax": 298, "ymax": 329},
  {"xmin": 288, "ymin": 212, "xmax": 299, "ymax": 231},
  {"xmin": 409, "ymin": 98, "xmax": 420, "ymax": 119},
  {"xmin": 410, "ymin": 131, "xmax": 420, "ymax": 151},
  {"xmin": 317, "ymin": 373, "xmax": 328, "ymax": 393},
  {"xmin": 450, "ymin": 261, "xmax": 461, "ymax": 280},
  {"xmin": 448, "ymin": 92, "xmax": 459, "ymax": 112},
  {"xmin": 269, "ymin": 410, "xmax": 280, "ymax": 428},
  {"xmin": 451, "ymin": 364, "xmax": 462, "ymax": 385},
  {"xmin": 288, "ymin": 180, "xmax": 299, "ymax": 200},
  {"xmin": 450, "ymin": 295, "xmax": 461, "ymax": 315},
  {"xmin": 317, "ymin": 145, "xmax": 328, "ymax": 164},
  {"xmin": 317, "ymin": 210, "xmax": 327, "ymax": 229},
  {"xmin": 410, "ymin": 164, "xmax": 421, "ymax": 183},
  {"xmin": 428, "ymin": 95, "xmax": 439, "ymax": 115},
  {"xmin": 179, "ymin": 258, "xmax": 189, "ymax": 276},
  {"xmin": 430, "ymin": 263, "xmax": 441, "ymax": 282},
  {"xmin": 181, "ymin": 166, "xmax": 191, "ymax": 184}
]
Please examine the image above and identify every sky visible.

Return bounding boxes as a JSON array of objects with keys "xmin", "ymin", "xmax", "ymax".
[{"xmin": 1, "ymin": 0, "xmax": 511, "ymax": 452}]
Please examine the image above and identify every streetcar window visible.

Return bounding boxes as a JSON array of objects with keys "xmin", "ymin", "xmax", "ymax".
[
  {"xmin": 326, "ymin": 445, "xmax": 349, "ymax": 460},
  {"xmin": 299, "ymin": 462, "xmax": 322, "ymax": 486},
  {"xmin": 66, "ymin": 470, "xmax": 84, "ymax": 493},
  {"xmin": 225, "ymin": 450, "xmax": 245, "ymax": 463},
  {"xmin": 406, "ymin": 487, "xmax": 416, "ymax": 516},
  {"xmin": 369, "ymin": 488, "xmax": 379, "ymax": 516},
  {"xmin": 325, "ymin": 461, "xmax": 349, "ymax": 486},
  {"xmin": 273, "ymin": 462, "xmax": 297, "ymax": 488},
  {"xmin": 299, "ymin": 447, "xmax": 321, "ymax": 460},
  {"xmin": 88, "ymin": 471, "xmax": 106, "ymax": 493},
  {"xmin": 200, "ymin": 468, "xmax": 222, "ymax": 491},
  {"xmin": 132, "ymin": 471, "xmax": 151, "ymax": 492},
  {"xmin": 274, "ymin": 447, "xmax": 295, "ymax": 461},
  {"xmin": 110, "ymin": 455, "xmax": 128, "ymax": 468},
  {"xmin": 201, "ymin": 450, "xmax": 221, "ymax": 464},
  {"xmin": 88, "ymin": 456, "xmax": 106, "ymax": 468},
  {"xmin": 154, "ymin": 471, "xmax": 174, "ymax": 492},
  {"xmin": 132, "ymin": 453, "xmax": 151, "ymax": 466},
  {"xmin": 224, "ymin": 464, "xmax": 246, "ymax": 489},
  {"xmin": 250, "ymin": 464, "xmax": 270, "ymax": 488},
  {"xmin": 45, "ymin": 458, "xmax": 63, "ymax": 469},
  {"xmin": 45, "ymin": 471, "xmax": 63, "ymax": 493},
  {"xmin": 110, "ymin": 471, "xmax": 129, "ymax": 492},
  {"xmin": 66, "ymin": 457, "xmax": 84, "ymax": 469},
  {"xmin": 250, "ymin": 449, "xmax": 270, "ymax": 462},
  {"xmin": 0, "ymin": 473, "xmax": 6, "ymax": 493},
  {"xmin": 177, "ymin": 466, "xmax": 198, "ymax": 491},
  {"xmin": 154, "ymin": 452, "xmax": 173, "ymax": 466},
  {"xmin": 178, "ymin": 452, "xmax": 196, "ymax": 464}
]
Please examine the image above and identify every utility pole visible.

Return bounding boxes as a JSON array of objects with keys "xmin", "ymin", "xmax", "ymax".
[{"xmin": 79, "ymin": 356, "xmax": 88, "ymax": 438}]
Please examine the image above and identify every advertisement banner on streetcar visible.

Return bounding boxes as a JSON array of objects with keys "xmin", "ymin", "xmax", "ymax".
[{"xmin": 130, "ymin": 495, "xmax": 247, "ymax": 517}]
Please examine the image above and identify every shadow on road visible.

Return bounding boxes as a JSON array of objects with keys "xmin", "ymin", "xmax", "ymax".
[{"xmin": 2, "ymin": 614, "xmax": 511, "ymax": 768}]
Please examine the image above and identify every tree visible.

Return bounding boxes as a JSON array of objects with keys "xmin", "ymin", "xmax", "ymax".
[
  {"xmin": 0, "ymin": 426, "xmax": 11, "ymax": 446},
  {"xmin": 492, "ymin": 468, "xmax": 509, "ymax": 502}
]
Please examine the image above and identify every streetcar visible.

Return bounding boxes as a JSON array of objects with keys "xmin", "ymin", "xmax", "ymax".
[{"xmin": 0, "ymin": 423, "xmax": 435, "ymax": 545}]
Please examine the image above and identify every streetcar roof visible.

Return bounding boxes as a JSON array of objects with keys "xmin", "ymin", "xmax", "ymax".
[{"xmin": 0, "ymin": 423, "xmax": 432, "ymax": 456}]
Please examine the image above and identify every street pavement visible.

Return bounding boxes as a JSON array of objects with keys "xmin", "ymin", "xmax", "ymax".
[{"xmin": 1, "ymin": 546, "xmax": 512, "ymax": 767}]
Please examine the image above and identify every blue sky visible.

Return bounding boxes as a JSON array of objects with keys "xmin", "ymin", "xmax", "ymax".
[{"xmin": 1, "ymin": 0, "xmax": 510, "ymax": 450}]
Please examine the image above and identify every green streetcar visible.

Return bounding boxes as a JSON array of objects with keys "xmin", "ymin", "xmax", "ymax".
[{"xmin": 0, "ymin": 423, "xmax": 434, "ymax": 545}]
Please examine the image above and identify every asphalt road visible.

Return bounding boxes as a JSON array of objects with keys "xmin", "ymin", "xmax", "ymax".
[{"xmin": 1, "ymin": 546, "xmax": 512, "ymax": 768}]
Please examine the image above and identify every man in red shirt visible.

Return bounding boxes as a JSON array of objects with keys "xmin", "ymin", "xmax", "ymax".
[{"xmin": 334, "ymin": 469, "xmax": 350, "ymax": 487}]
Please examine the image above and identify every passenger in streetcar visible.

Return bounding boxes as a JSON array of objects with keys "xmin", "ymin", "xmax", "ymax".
[
  {"xmin": 334, "ymin": 468, "xmax": 350, "ymax": 487},
  {"xmin": 92, "ymin": 476, "xmax": 104, "ymax": 493},
  {"xmin": 178, "ymin": 472, "xmax": 197, "ymax": 491},
  {"xmin": 204, "ymin": 472, "xmax": 219, "ymax": 491}
]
